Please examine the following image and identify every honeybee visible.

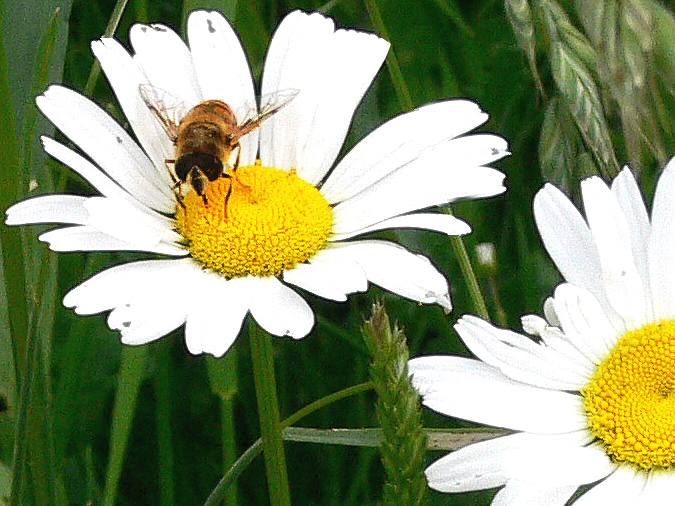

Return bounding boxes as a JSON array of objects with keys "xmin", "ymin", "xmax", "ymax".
[{"xmin": 139, "ymin": 84, "xmax": 297, "ymax": 207}]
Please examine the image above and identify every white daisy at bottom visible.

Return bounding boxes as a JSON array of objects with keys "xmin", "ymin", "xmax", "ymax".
[
  {"xmin": 6, "ymin": 10, "xmax": 508, "ymax": 357},
  {"xmin": 410, "ymin": 161, "xmax": 675, "ymax": 504}
]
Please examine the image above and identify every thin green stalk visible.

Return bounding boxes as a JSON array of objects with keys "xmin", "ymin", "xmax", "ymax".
[
  {"xmin": 101, "ymin": 346, "xmax": 148, "ymax": 506},
  {"xmin": 156, "ymin": 341, "xmax": 175, "ymax": 506},
  {"xmin": 248, "ymin": 323, "xmax": 290, "ymax": 506},
  {"xmin": 364, "ymin": 0, "xmax": 489, "ymax": 319},
  {"xmin": 204, "ymin": 382, "xmax": 373, "ymax": 506}
]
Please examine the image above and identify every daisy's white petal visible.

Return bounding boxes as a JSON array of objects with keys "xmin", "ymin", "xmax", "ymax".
[
  {"xmin": 501, "ymin": 438, "xmax": 614, "ymax": 487},
  {"xmin": 582, "ymin": 176, "xmax": 647, "ymax": 328},
  {"xmin": 648, "ymin": 157, "xmax": 675, "ymax": 320},
  {"xmin": 187, "ymin": 10, "xmax": 258, "ymax": 166},
  {"xmin": 331, "ymin": 162, "xmax": 505, "ymax": 233},
  {"xmin": 41, "ymin": 137, "xmax": 134, "ymax": 203},
  {"xmin": 185, "ymin": 275, "xmax": 256, "ymax": 357},
  {"xmin": 82, "ymin": 197, "xmax": 181, "ymax": 249},
  {"xmin": 39, "ymin": 226, "xmax": 186, "ymax": 256},
  {"xmin": 260, "ymin": 10, "xmax": 389, "ymax": 182},
  {"xmin": 326, "ymin": 240, "xmax": 451, "ymax": 311},
  {"xmin": 574, "ymin": 465, "xmax": 645, "ymax": 506},
  {"xmin": 550, "ymin": 284, "xmax": 616, "ymax": 364},
  {"xmin": 6, "ymin": 195, "xmax": 88, "ymax": 225},
  {"xmin": 114, "ymin": 301, "xmax": 187, "ymax": 346},
  {"xmin": 534, "ymin": 184, "xmax": 624, "ymax": 331},
  {"xmin": 456, "ymin": 315, "xmax": 592, "ymax": 390},
  {"xmin": 129, "ymin": 22, "xmax": 201, "ymax": 105},
  {"xmin": 322, "ymin": 102, "xmax": 502, "ymax": 203},
  {"xmin": 249, "ymin": 276, "xmax": 314, "ymax": 338},
  {"xmin": 330, "ymin": 212, "xmax": 471, "ymax": 242},
  {"xmin": 37, "ymin": 85, "xmax": 173, "ymax": 210},
  {"xmin": 92, "ymin": 38, "xmax": 174, "ymax": 178},
  {"xmin": 491, "ymin": 481, "xmax": 577, "ymax": 506},
  {"xmin": 409, "ymin": 356, "xmax": 586, "ymax": 433},
  {"xmin": 283, "ymin": 250, "xmax": 367, "ymax": 301},
  {"xmin": 611, "ymin": 166, "xmax": 652, "ymax": 319},
  {"xmin": 636, "ymin": 470, "xmax": 675, "ymax": 504}
]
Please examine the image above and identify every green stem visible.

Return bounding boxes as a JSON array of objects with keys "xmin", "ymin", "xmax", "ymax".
[
  {"xmin": 156, "ymin": 341, "xmax": 175, "ymax": 506},
  {"xmin": 204, "ymin": 382, "xmax": 372, "ymax": 506},
  {"xmin": 449, "ymin": 235, "xmax": 489, "ymax": 318},
  {"xmin": 248, "ymin": 323, "xmax": 291, "ymax": 506}
]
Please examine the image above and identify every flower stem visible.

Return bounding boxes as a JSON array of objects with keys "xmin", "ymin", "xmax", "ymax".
[{"xmin": 249, "ymin": 322, "xmax": 291, "ymax": 506}]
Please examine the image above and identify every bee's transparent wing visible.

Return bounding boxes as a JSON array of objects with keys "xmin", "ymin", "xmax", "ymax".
[
  {"xmin": 234, "ymin": 89, "xmax": 299, "ymax": 139},
  {"xmin": 139, "ymin": 84, "xmax": 191, "ymax": 142}
]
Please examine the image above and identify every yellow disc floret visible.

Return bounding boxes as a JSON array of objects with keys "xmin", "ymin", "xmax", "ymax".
[
  {"xmin": 582, "ymin": 320, "xmax": 675, "ymax": 470},
  {"xmin": 175, "ymin": 164, "xmax": 333, "ymax": 277}
]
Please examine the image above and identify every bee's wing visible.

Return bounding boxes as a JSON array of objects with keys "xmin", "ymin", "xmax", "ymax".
[
  {"xmin": 139, "ymin": 84, "xmax": 191, "ymax": 142},
  {"xmin": 234, "ymin": 89, "xmax": 299, "ymax": 139}
]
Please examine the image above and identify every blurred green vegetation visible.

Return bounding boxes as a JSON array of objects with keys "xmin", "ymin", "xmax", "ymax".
[{"xmin": 3, "ymin": 0, "xmax": 675, "ymax": 504}]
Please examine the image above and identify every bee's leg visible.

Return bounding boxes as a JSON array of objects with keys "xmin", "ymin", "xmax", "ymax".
[
  {"xmin": 222, "ymin": 173, "xmax": 234, "ymax": 220},
  {"xmin": 165, "ymin": 158, "xmax": 186, "ymax": 209},
  {"xmin": 232, "ymin": 143, "xmax": 241, "ymax": 172}
]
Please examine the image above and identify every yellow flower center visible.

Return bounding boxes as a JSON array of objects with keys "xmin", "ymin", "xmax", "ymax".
[
  {"xmin": 582, "ymin": 320, "xmax": 675, "ymax": 470},
  {"xmin": 175, "ymin": 164, "xmax": 333, "ymax": 277}
]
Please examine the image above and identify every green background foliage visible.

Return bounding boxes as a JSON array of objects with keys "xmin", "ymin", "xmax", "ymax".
[{"xmin": 2, "ymin": 0, "xmax": 675, "ymax": 504}]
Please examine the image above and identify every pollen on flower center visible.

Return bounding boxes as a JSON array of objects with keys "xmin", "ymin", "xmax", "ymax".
[
  {"xmin": 582, "ymin": 320, "xmax": 675, "ymax": 470},
  {"xmin": 175, "ymin": 164, "xmax": 333, "ymax": 277}
]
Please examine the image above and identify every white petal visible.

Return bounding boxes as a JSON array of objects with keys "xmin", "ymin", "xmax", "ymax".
[
  {"xmin": 39, "ymin": 225, "xmax": 186, "ymax": 256},
  {"xmin": 611, "ymin": 166, "xmax": 652, "ymax": 319},
  {"xmin": 549, "ymin": 284, "xmax": 617, "ymax": 364},
  {"xmin": 326, "ymin": 240, "xmax": 451, "ymax": 311},
  {"xmin": 6, "ymin": 195, "xmax": 88, "ymax": 225},
  {"xmin": 187, "ymin": 10, "xmax": 258, "ymax": 166},
  {"xmin": 260, "ymin": 10, "xmax": 389, "ymax": 183},
  {"xmin": 249, "ymin": 277, "xmax": 314, "ymax": 338},
  {"xmin": 455, "ymin": 315, "xmax": 592, "ymax": 390},
  {"xmin": 82, "ymin": 197, "xmax": 180, "ymax": 249},
  {"xmin": 37, "ymin": 85, "xmax": 173, "ymax": 211},
  {"xmin": 492, "ymin": 481, "xmax": 577, "ymax": 506},
  {"xmin": 283, "ymin": 249, "xmax": 368, "ymax": 301},
  {"xmin": 582, "ymin": 176, "xmax": 647, "ymax": 328},
  {"xmin": 185, "ymin": 275, "xmax": 255, "ymax": 357},
  {"xmin": 574, "ymin": 465, "xmax": 645, "ymax": 506},
  {"xmin": 648, "ymin": 157, "xmax": 675, "ymax": 320},
  {"xmin": 409, "ymin": 356, "xmax": 587, "ymax": 433},
  {"xmin": 637, "ymin": 470, "xmax": 675, "ymax": 504},
  {"xmin": 321, "ymin": 101, "xmax": 501, "ymax": 203},
  {"xmin": 330, "ymin": 212, "xmax": 471, "ymax": 242},
  {"xmin": 534, "ymin": 183, "xmax": 624, "ymax": 331},
  {"xmin": 92, "ymin": 38, "xmax": 174, "ymax": 179},
  {"xmin": 129, "ymin": 22, "xmax": 201, "ymax": 105}
]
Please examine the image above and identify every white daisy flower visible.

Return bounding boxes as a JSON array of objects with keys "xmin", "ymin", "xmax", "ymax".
[
  {"xmin": 410, "ymin": 161, "xmax": 675, "ymax": 503},
  {"xmin": 6, "ymin": 10, "xmax": 508, "ymax": 357}
]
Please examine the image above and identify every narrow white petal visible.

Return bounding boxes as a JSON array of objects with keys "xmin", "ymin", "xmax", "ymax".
[
  {"xmin": 326, "ymin": 240, "xmax": 451, "ymax": 311},
  {"xmin": 456, "ymin": 315, "xmax": 592, "ymax": 390},
  {"xmin": 582, "ymin": 176, "xmax": 647, "ymax": 328},
  {"xmin": 39, "ymin": 225, "xmax": 186, "ymax": 256},
  {"xmin": 331, "ymin": 161, "xmax": 505, "ymax": 233},
  {"xmin": 260, "ymin": 10, "xmax": 389, "ymax": 183},
  {"xmin": 82, "ymin": 196, "xmax": 180, "ymax": 248},
  {"xmin": 409, "ymin": 356, "xmax": 586, "ymax": 433},
  {"xmin": 636, "ymin": 470, "xmax": 675, "ymax": 504},
  {"xmin": 283, "ymin": 249, "xmax": 368, "ymax": 301},
  {"xmin": 129, "ymin": 22, "xmax": 201, "ymax": 105},
  {"xmin": 6, "ymin": 195, "xmax": 88, "ymax": 225},
  {"xmin": 185, "ymin": 275, "xmax": 255, "ymax": 357},
  {"xmin": 187, "ymin": 10, "xmax": 258, "ymax": 165},
  {"xmin": 611, "ymin": 166, "xmax": 652, "ymax": 320},
  {"xmin": 648, "ymin": 157, "xmax": 675, "ymax": 320},
  {"xmin": 550, "ymin": 284, "xmax": 617, "ymax": 364},
  {"xmin": 322, "ymin": 101, "xmax": 502, "ymax": 203},
  {"xmin": 37, "ymin": 85, "xmax": 173, "ymax": 211},
  {"xmin": 534, "ymin": 184, "xmax": 624, "ymax": 331},
  {"xmin": 330, "ymin": 212, "xmax": 471, "ymax": 242},
  {"xmin": 92, "ymin": 38, "xmax": 174, "ymax": 180},
  {"xmin": 491, "ymin": 482, "xmax": 577, "ymax": 506},
  {"xmin": 249, "ymin": 277, "xmax": 314, "ymax": 338},
  {"xmin": 574, "ymin": 465, "xmax": 645, "ymax": 506}
]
